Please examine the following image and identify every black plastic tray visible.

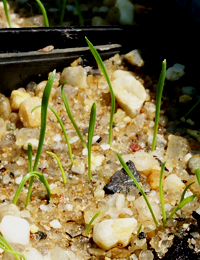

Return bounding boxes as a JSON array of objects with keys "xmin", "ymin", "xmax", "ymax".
[{"xmin": 0, "ymin": 24, "xmax": 200, "ymax": 96}]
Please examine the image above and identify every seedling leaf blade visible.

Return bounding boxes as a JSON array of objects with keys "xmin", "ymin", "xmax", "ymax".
[
  {"xmin": 159, "ymin": 161, "xmax": 167, "ymax": 226},
  {"xmin": 85, "ymin": 37, "xmax": 115, "ymax": 146},
  {"xmin": 87, "ymin": 210, "xmax": 102, "ymax": 234}
]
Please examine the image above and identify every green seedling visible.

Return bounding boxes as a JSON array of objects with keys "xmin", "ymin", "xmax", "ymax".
[
  {"xmin": 86, "ymin": 210, "xmax": 102, "ymax": 234},
  {"xmin": 168, "ymin": 192, "xmax": 197, "ymax": 220},
  {"xmin": 46, "ymin": 151, "xmax": 67, "ymax": 184},
  {"xmin": 0, "ymin": 235, "xmax": 27, "ymax": 260},
  {"xmin": 13, "ymin": 171, "xmax": 51, "ymax": 206},
  {"xmin": 33, "ymin": 104, "xmax": 73, "ymax": 165},
  {"xmin": 117, "ymin": 153, "xmax": 158, "ymax": 226},
  {"xmin": 137, "ymin": 223, "xmax": 143, "ymax": 235},
  {"xmin": 28, "ymin": 143, "xmax": 32, "ymax": 172},
  {"xmin": 159, "ymin": 162, "xmax": 167, "ymax": 226},
  {"xmin": 87, "ymin": 102, "xmax": 96, "ymax": 181},
  {"xmin": 2, "ymin": 0, "xmax": 11, "ymax": 28},
  {"xmin": 86, "ymin": 37, "xmax": 115, "ymax": 147},
  {"xmin": 184, "ymin": 99, "xmax": 200, "ymax": 119},
  {"xmin": 180, "ymin": 182, "xmax": 195, "ymax": 203},
  {"xmin": 195, "ymin": 168, "xmax": 200, "ymax": 186},
  {"xmin": 152, "ymin": 59, "xmax": 167, "ymax": 151},
  {"xmin": 35, "ymin": 0, "xmax": 49, "ymax": 27},
  {"xmin": 61, "ymin": 81, "xmax": 87, "ymax": 148},
  {"xmin": 74, "ymin": 0, "xmax": 84, "ymax": 26},
  {"xmin": 60, "ymin": 0, "xmax": 67, "ymax": 25},
  {"xmin": 26, "ymin": 70, "xmax": 56, "ymax": 206}
]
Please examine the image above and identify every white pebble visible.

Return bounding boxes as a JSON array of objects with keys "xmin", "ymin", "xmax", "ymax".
[
  {"xmin": 40, "ymin": 205, "xmax": 48, "ymax": 211},
  {"xmin": 15, "ymin": 175, "xmax": 23, "ymax": 184},
  {"xmin": 115, "ymin": 194, "xmax": 125, "ymax": 210},
  {"xmin": 165, "ymin": 63, "xmax": 185, "ymax": 81},
  {"xmin": 69, "ymin": 136, "xmax": 79, "ymax": 144},
  {"xmin": 71, "ymin": 160, "xmax": 85, "ymax": 174},
  {"xmin": 92, "ymin": 135, "xmax": 101, "ymax": 144},
  {"xmin": 30, "ymin": 225, "xmax": 39, "ymax": 233},
  {"xmin": 0, "ymin": 215, "xmax": 30, "ymax": 245},
  {"xmin": 164, "ymin": 174, "xmax": 185, "ymax": 192},
  {"xmin": 21, "ymin": 210, "xmax": 31, "ymax": 218},
  {"xmin": 82, "ymin": 147, "xmax": 88, "ymax": 155},
  {"xmin": 23, "ymin": 247, "xmax": 44, "ymax": 260},
  {"xmin": 100, "ymin": 144, "xmax": 110, "ymax": 150},
  {"xmin": 50, "ymin": 219, "xmax": 62, "ymax": 229},
  {"xmin": 93, "ymin": 218, "xmax": 137, "ymax": 250}
]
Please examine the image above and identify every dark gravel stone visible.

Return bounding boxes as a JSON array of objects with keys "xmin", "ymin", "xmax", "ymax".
[
  {"xmin": 138, "ymin": 232, "xmax": 146, "ymax": 239},
  {"xmin": 104, "ymin": 160, "xmax": 140, "ymax": 194},
  {"xmin": 36, "ymin": 231, "xmax": 47, "ymax": 240},
  {"xmin": 192, "ymin": 211, "xmax": 200, "ymax": 228}
]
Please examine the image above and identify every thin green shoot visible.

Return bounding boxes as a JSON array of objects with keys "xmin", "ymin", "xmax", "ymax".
[
  {"xmin": 13, "ymin": 171, "xmax": 51, "ymax": 205},
  {"xmin": 2, "ymin": 0, "xmax": 11, "ymax": 28},
  {"xmin": 88, "ymin": 102, "xmax": 96, "ymax": 182},
  {"xmin": 184, "ymin": 99, "xmax": 200, "ymax": 119},
  {"xmin": 195, "ymin": 168, "xmax": 200, "ymax": 186},
  {"xmin": 60, "ymin": 0, "xmax": 67, "ymax": 25},
  {"xmin": 46, "ymin": 151, "xmax": 66, "ymax": 184},
  {"xmin": 28, "ymin": 143, "xmax": 32, "ymax": 172},
  {"xmin": 85, "ymin": 37, "xmax": 115, "ymax": 146},
  {"xmin": 74, "ymin": 0, "xmax": 84, "ymax": 26},
  {"xmin": 168, "ymin": 193, "xmax": 198, "ymax": 220},
  {"xmin": 180, "ymin": 182, "xmax": 195, "ymax": 203},
  {"xmin": 61, "ymin": 81, "xmax": 86, "ymax": 148},
  {"xmin": 159, "ymin": 161, "xmax": 167, "ymax": 226},
  {"xmin": 137, "ymin": 223, "xmax": 143, "ymax": 235},
  {"xmin": 117, "ymin": 153, "xmax": 158, "ymax": 226},
  {"xmin": 87, "ymin": 210, "xmax": 102, "ymax": 234},
  {"xmin": 35, "ymin": 0, "xmax": 49, "ymax": 27},
  {"xmin": 26, "ymin": 70, "xmax": 55, "ymax": 206},
  {"xmin": 0, "ymin": 235, "xmax": 27, "ymax": 260},
  {"xmin": 152, "ymin": 59, "xmax": 167, "ymax": 151},
  {"xmin": 32, "ymin": 104, "xmax": 73, "ymax": 165}
]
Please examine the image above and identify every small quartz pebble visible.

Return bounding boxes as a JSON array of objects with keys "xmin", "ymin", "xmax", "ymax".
[
  {"xmin": 115, "ymin": 0, "xmax": 135, "ymax": 25},
  {"xmin": 0, "ymin": 215, "xmax": 30, "ymax": 245},
  {"xmin": 93, "ymin": 218, "xmax": 137, "ymax": 250},
  {"xmin": 188, "ymin": 154, "xmax": 200, "ymax": 174},
  {"xmin": 48, "ymin": 246, "xmax": 76, "ymax": 260},
  {"xmin": 124, "ymin": 50, "xmax": 144, "ymax": 67},
  {"xmin": 71, "ymin": 160, "xmax": 85, "ymax": 174},
  {"xmin": 164, "ymin": 174, "xmax": 185, "ymax": 192},
  {"xmin": 30, "ymin": 225, "xmax": 39, "ymax": 233},
  {"xmin": 91, "ymin": 154, "xmax": 105, "ymax": 171},
  {"xmin": 165, "ymin": 63, "xmax": 185, "ymax": 81},
  {"xmin": 0, "ymin": 93, "xmax": 11, "ymax": 120},
  {"xmin": 111, "ymin": 70, "xmax": 146, "ymax": 118},
  {"xmin": 23, "ymin": 247, "xmax": 44, "ymax": 260},
  {"xmin": 100, "ymin": 144, "xmax": 110, "ymax": 150},
  {"xmin": 19, "ymin": 97, "xmax": 42, "ymax": 127},
  {"xmin": 23, "ymin": 138, "xmax": 39, "ymax": 150},
  {"xmin": 0, "ymin": 204, "xmax": 20, "ymax": 221},
  {"xmin": 60, "ymin": 66, "xmax": 88, "ymax": 89},
  {"xmin": 50, "ymin": 219, "xmax": 62, "ymax": 229},
  {"xmin": 10, "ymin": 89, "xmax": 31, "ymax": 111}
]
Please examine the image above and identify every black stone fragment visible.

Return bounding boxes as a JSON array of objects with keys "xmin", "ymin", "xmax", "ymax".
[
  {"xmin": 104, "ymin": 160, "xmax": 140, "ymax": 194},
  {"xmin": 158, "ymin": 235, "xmax": 200, "ymax": 260},
  {"xmin": 192, "ymin": 211, "xmax": 200, "ymax": 228},
  {"xmin": 138, "ymin": 232, "xmax": 146, "ymax": 239},
  {"xmin": 36, "ymin": 231, "xmax": 47, "ymax": 240},
  {"xmin": 96, "ymin": 137, "xmax": 102, "ymax": 143}
]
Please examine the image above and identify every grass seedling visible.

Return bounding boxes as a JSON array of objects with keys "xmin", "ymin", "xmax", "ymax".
[
  {"xmin": 28, "ymin": 143, "xmax": 32, "ymax": 172},
  {"xmin": 168, "ymin": 192, "xmax": 197, "ymax": 220},
  {"xmin": 180, "ymin": 182, "xmax": 195, "ymax": 203},
  {"xmin": 35, "ymin": 0, "xmax": 49, "ymax": 27},
  {"xmin": 33, "ymin": 104, "xmax": 73, "ymax": 165},
  {"xmin": 86, "ymin": 37, "xmax": 115, "ymax": 147},
  {"xmin": 152, "ymin": 59, "xmax": 167, "ymax": 151},
  {"xmin": 88, "ymin": 102, "xmax": 96, "ymax": 182},
  {"xmin": 0, "ymin": 235, "xmax": 27, "ymax": 260},
  {"xmin": 137, "ymin": 223, "xmax": 143, "ymax": 235},
  {"xmin": 61, "ymin": 81, "xmax": 87, "ymax": 148},
  {"xmin": 26, "ymin": 70, "xmax": 56, "ymax": 206},
  {"xmin": 74, "ymin": 0, "xmax": 84, "ymax": 26},
  {"xmin": 86, "ymin": 210, "xmax": 102, "ymax": 234},
  {"xmin": 117, "ymin": 153, "xmax": 158, "ymax": 226},
  {"xmin": 13, "ymin": 171, "xmax": 51, "ymax": 205},
  {"xmin": 159, "ymin": 162, "xmax": 167, "ymax": 226},
  {"xmin": 195, "ymin": 168, "xmax": 200, "ymax": 186},
  {"xmin": 60, "ymin": 0, "xmax": 67, "ymax": 25},
  {"xmin": 46, "ymin": 151, "xmax": 67, "ymax": 184},
  {"xmin": 184, "ymin": 99, "xmax": 200, "ymax": 119},
  {"xmin": 2, "ymin": 0, "xmax": 11, "ymax": 28}
]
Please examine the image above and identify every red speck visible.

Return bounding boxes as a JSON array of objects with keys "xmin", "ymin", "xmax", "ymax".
[
  {"xmin": 31, "ymin": 197, "xmax": 35, "ymax": 201},
  {"xmin": 140, "ymin": 108, "xmax": 145, "ymax": 113},
  {"xmin": 60, "ymin": 193, "xmax": 64, "ymax": 197},
  {"xmin": 30, "ymin": 234, "xmax": 34, "ymax": 239},
  {"xmin": 130, "ymin": 143, "xmax": 142, "ymax": 152}
]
